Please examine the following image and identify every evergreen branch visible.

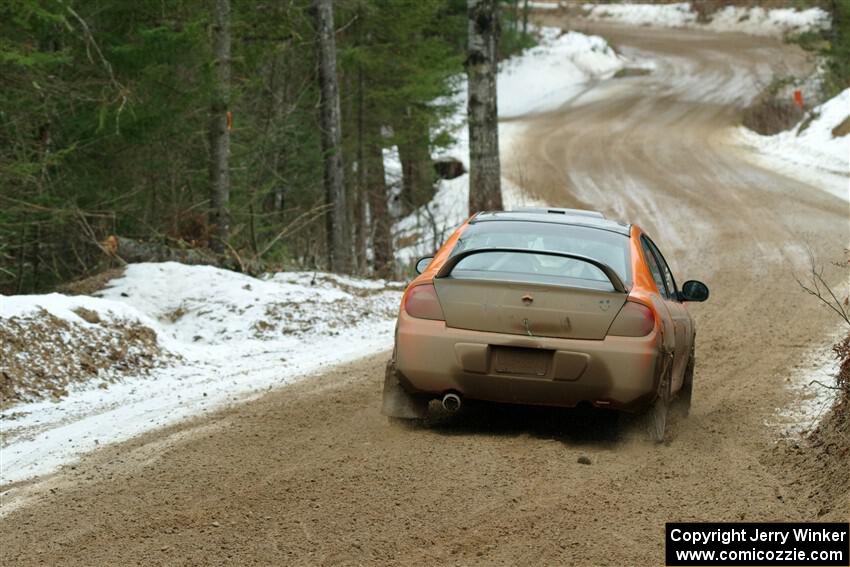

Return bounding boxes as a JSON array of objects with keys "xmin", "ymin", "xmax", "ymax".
[{"xmin": 56, "ymin": 0, "xmax": 129, "ymax": 133}]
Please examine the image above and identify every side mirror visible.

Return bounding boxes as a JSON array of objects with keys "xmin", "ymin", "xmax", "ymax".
[
  {"xmin": 415, "ymin": 256, "xmax": 434, "ymax": 274},
  {"xmin": 680, "ymin": 280, "xmax": 709, "ymax": 302}
]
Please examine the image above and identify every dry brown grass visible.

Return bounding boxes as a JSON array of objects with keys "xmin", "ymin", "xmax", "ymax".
[
  {"xmin": 56, "ymin": 267, "xmax": 125, "ymax": 296},
  {"xmin": 832, "ymin": 115, "xmax": 850, "ymax": 137},
  {"xmin": 0, "ymin": 309, "xmax": 168, "ymax": 409},
  {"xmin": 742, "ymin": 96, "xmax": 804, "ymax": 134},
  {"xmin": 613, "ymin": 67, "xmax": 653, "ymax": 78}
]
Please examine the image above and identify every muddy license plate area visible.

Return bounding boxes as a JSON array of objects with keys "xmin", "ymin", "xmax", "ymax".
[{"xmin": 491, "ymin": 347, "xmax": 552, "ymax": 377}]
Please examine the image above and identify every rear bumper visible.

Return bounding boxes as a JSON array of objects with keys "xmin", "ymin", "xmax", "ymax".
[{"xmin": 394, "ymin": 310, "xmax": 662, "ymax": 412}]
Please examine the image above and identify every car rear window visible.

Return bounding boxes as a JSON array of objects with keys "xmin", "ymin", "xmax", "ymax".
[{"xmin": 449, "ymin": 220, "xmax": 632, "ymax": 289}]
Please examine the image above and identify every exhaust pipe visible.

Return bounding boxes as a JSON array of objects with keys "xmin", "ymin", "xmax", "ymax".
[{"xmin": 442, "ymin": 393, "xmax": 462, "ymax": 412}]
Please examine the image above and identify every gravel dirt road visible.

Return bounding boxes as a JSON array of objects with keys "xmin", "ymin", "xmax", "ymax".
[{"xmin": 1, "ymin": 20, "xmax": 848, "ymax": 567}]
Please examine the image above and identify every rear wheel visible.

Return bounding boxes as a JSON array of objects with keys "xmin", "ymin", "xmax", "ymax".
[
  {"xmin": 642, "ymin": 358, "xmax": 672, "ymax": 443},
  {"xmin": 677, "ymin": 352, "xmax": 694, "ymax": 417}
]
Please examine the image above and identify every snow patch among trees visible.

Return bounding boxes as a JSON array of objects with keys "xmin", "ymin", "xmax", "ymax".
[{"xmin": 393, "ymin": 27, "xmax": 625, "ymax": 263}]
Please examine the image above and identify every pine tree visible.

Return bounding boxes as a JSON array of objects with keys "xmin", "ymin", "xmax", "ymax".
[
  {"xmin": 334, "ymin": 0, "xmax": 464, "ymax": 273},
  {"xmin": 0, "ymin": 0, "xmax": 470, "ymax": 289}
]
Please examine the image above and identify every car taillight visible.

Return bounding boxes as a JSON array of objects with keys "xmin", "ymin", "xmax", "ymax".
[
  {"xmin": 607, "ymin": 301, "xmax": 655, "ymax": 337},
  {"xmin": 404, "ymin": 284, "xmax": 445, "ymax": 321}
]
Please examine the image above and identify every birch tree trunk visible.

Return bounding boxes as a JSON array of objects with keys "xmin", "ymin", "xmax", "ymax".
[
  {"xmin": 209, "ymin": 0, "xmax": 231, "ymax": 253},
  {"xmin": 466, "ymin": 0, "xmax": 503, "ymax": 213},
  {"xmin": 313, "ymin": 0, "xmax": 352, "ymax": 273}
]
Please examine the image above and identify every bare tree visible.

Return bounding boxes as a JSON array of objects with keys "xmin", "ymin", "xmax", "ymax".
[
  {"xmin": 313, "ymin": 0, "xmax": 352, "ymax": 273},
  {"xmin": 796, "ymin": 249, "xmax": 850, "ymax": 327},
  {"xmin": 796, "ymin": 249, "xmax": 850, "ymax": 401},
  {"xmin": 466, "ymin": 0, "xmax": 503, "ymax": 213},
  {"xmin": 209, "ymin": 0, "xmax": 231, "ymax": 253}
]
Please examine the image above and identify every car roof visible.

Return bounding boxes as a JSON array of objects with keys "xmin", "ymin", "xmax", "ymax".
[{"xmin": 470, "ymin": 208, "xmax": 632, "ymax": 236}]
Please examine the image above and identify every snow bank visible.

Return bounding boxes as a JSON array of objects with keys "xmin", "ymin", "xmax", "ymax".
[
  {"xmin": 0, "ymin": 263, "xmax": 403, "ymax": 486},
  {"xmin": 770, "ymin": 327, "xmax": 844, "ymax": 437},
  {"xmin": 527, "ymin": 1, "xmax": 560, "ymax": 10},
  {"xmin": 705, "ymin": 5, "xmax": 831, "ymax": 37},
  {"xmin": 98, "ymin": 263, "xmax": 400, "ymax": 347},
  {"xmin": 1, "ymin": 295, "xmax": 170, "ymax": 407},
  {"xmin": 734, "ymin": 88, "xmax": 850, "ymax": 202},
  {"xmin": 2, "ymin": 293, "xmax": 156, "ymax": 324},
  {"xmin": 540, "ymin": 2, "xmax": 830, "ymax": 37},
  {"xmin": 499, "ymin": 29, "xmax": 624, "ymax": 118},
  {"xmin": 583, "ymin": 2, "xmax": 696, "ymax": 28}
]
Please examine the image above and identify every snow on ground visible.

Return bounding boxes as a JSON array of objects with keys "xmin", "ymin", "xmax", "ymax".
[
  {"xmin": 499, "ymin": 28, "xmax": 624, "ymax": 118},
  {"xmin": 394, "ymin": 121, "xmax": 550, "ymax": 264},
  {"xmin": 534, "ymin": 2, "xmax": 831, "ymax": 37},
  {"xmin": 770, "ymin": 327, "xmax": 844, "ymax": 437},
  {"xmin": 582, "ymin": 2, "xmax": 696, "ymax": 28},
  {"xmin": 734, "ymin": 88, "xmax": 850, "ymax": 203},
  {"xmin": 527, "ymin": 1, "xmax": 560, "ymax": 10},
  {"xmin": 704, "ymin": 5, "xmax": 831, "ymax": 37},
  {"xmin": 98, "ymin": 264, "xmax": 400, "ymax": 346},
  {"xmin": 0, "ymin": 263, "xmax": 403, "ymax": 486}
]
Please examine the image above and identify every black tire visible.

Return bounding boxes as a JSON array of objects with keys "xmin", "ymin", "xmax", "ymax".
[
  {"xmin": 678, "ymin": 352, "xmax": 694, "ymax": 418},
  {"xmin": 642, "ymin": 360, "xmax": 672, "ymax": 443}
]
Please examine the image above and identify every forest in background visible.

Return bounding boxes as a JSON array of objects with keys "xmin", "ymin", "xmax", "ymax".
[
  {"xmin": 1, "ymin": 0, "xmax": 535, "ymax": 293},
  {"xmin": 1, "ymin": 0, "xmax": 848, "ymax": 294}
]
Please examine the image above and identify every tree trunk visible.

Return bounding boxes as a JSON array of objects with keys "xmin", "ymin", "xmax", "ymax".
[
  {"xmin": 396, "ymin": 116, "xmax": 434, "ymax": 214},
  {"xmin": 342, "ymin": 42, "xmax": 363, "ymax": 275},
  {"xmin": 269, "ymin": 49, "xmax": 287, "ymax": 215},
  {"xmin": 365, "ymin": 123, "xmax": 393, "ymax": 277},
  {"xmin": 466, "ymin": 0, "xmax": 503, "ymax": 213},
  {"xmin": 354, "ymin": 34, "xmax": 368, "ymax": 274},
  {"xmin": 313, "ymin": 0, "xmax": 352, "ymax": 273},
  {"xmin": 522, "ymin": 0, "xmax": 530, "ymax": 38},
  {"xmin": 209, "ymin": 0, "xmax": 231, "ymax": 253}
]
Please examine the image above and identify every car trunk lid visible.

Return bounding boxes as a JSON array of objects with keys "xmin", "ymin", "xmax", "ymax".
[
  {"xmin": 433, "ymin": 248, "xmax": 629, "ymax": 341},
  {"xmin": 433, "ymin": 278, "xmax": 627, "ymax": 340}
]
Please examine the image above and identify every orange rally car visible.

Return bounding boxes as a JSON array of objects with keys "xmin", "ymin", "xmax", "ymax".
[{"xmin": 382, "ymin": 208, "xmax": 709, "ymax": 440}]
